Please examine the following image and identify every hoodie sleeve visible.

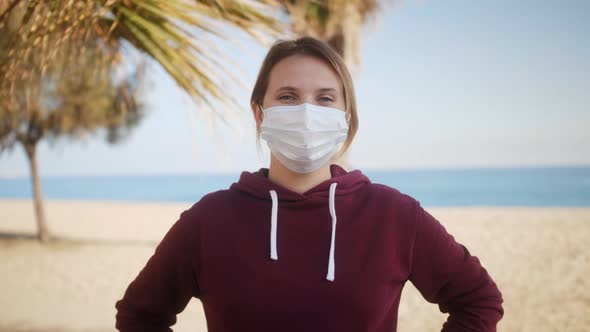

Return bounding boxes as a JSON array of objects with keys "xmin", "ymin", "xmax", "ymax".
[
  {"xmin": 115, "ymin": 206, "xmax": 201, "ymax": 331},
  {"xmin": 407, "ymin": 201, "xmax": 504, "ymax": 331}
]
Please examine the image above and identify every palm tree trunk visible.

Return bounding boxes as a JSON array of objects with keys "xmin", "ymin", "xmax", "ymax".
[{"xmin": 23, "ymin": 142, "xmax": 50, "ymax": 242}]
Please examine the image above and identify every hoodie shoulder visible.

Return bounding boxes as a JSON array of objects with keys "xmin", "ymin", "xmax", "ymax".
[
  {"xmin": 366, "ymin": 182, "xmax": 420, "ymax": 211},
  {"xmin": 177, "ymin": 189, "xmax": 240, "ymax": 236},
  {"xmin": 363, "ymin": 182, "xmax": 423, "ymax": 238},
  {"xmin": 189, "ymin": 189, "xmax": 235, "ymax": 211}
]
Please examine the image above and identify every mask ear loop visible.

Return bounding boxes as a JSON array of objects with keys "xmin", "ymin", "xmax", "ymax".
[
  {"xmin": 257, "ymin": 103, "xmax": 265, "ymax": 128},
  {"xmin": 255, "ymin": 103, "xmax": 266, "ymax": 160}
]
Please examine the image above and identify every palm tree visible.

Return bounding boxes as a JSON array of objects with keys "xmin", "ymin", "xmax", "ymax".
[
  {"xmin": 280, "ymin": 0, "xmax": 384, "ymax": 76},
  {"xmin": 1, "ymin": 0, "xmax": 286, "ymax": 120},
  {"xmin": 0, "ymin": 0, "xmax": 286, "ymax": 242}
]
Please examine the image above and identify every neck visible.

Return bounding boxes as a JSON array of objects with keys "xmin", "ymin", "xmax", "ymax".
[{"xmin": 267, "ymin": 155, "xmax": 333, "ymax": 194}]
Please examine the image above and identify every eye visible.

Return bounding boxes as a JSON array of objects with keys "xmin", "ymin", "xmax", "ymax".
[
  {"xmin": 279, "ymin": 95, "xmax": 296, "ymax": 101},
  {"xmin": 318, "ymin": 96, "xmax": 334, "ymax": 103}
]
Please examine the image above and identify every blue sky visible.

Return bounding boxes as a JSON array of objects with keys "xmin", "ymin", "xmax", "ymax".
[{"xmin": 1, "ymin": 0, "xmax": 588, "ymax": 177}]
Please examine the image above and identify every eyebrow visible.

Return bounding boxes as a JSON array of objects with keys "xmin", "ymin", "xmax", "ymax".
[{"xmin": 276, "ymin": 86, "xmax": 338, "ymax": 93}]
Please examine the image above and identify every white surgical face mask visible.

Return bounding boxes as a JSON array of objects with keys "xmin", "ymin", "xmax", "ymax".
[{"xmin": 260, "ymin": 102, "xmax": 349, "ymax": 173}]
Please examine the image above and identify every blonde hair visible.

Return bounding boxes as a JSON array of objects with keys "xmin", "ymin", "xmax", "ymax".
[{"xmin": 250, "ymin": 36, "xmax": 358, "ymax": 160}]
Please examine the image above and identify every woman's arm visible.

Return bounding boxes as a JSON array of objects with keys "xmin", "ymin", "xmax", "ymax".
[
  {"xmin": 407, "ymin": 201, "xmax": 504, "ymax": 331},
  {"xmin": 115, "ymin": 206, "xmax": 202, "ymax": 331}
]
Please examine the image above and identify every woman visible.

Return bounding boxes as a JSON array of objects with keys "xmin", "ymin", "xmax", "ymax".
[{"xmin": 115, "ymin": 36, "xmax": 504, "ymax": 331}]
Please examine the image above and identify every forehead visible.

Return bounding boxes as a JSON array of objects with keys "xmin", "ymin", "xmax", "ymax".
[{"xmin": 267, "ymin": 54, "xmax": 343, "ymax": 92}]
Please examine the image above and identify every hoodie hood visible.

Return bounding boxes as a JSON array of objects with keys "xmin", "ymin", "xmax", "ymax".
[
  {"xmin": 229, "ymin": 164, "xmax": 371, "ymax": 282},
  {"xmin": 230, "ymin": 163, "xmax": 370, "ymax": 202}
]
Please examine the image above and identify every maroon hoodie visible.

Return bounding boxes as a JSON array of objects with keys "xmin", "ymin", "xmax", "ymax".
[{"xmin": 115, "ymin": 164, "xmax": 503, "ymax": 331}]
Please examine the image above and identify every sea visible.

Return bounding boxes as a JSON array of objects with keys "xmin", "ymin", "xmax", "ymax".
[{"xmin": 0, "ymin": 166, "xmax": 589, "ymax": 207}]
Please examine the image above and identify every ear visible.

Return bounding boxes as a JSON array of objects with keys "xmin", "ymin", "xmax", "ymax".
[{"xmin": 251, "ymin": 101, "xmax": 263, "ymax": 131}]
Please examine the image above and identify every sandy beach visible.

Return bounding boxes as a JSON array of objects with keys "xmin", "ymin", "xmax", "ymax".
[{"xmin": 0, "ymin": 199, "xmax": 588, "ymax": 332}]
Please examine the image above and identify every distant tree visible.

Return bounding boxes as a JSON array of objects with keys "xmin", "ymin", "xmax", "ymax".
[{"xmin": 0, "ymin": 6, "xmax": 146, "ymax": 242}]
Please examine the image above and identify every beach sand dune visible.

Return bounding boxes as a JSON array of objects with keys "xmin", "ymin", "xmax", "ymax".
[{"xmin": 1, "ymin": 199, "xmax": 589, "ymax": 332}]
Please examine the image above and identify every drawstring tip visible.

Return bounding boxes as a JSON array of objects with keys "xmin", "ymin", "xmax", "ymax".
[
  {"xmin": 326, "ymin": 259, "xmax": 335, "ymax": 281},
  {"xmin": 270, "ymin": 253, "xmax": 278, "ymax": 260}
]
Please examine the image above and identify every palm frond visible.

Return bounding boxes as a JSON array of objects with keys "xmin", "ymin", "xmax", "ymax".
[
  {"xmin": 109, "ymin": 0, "xmax": 287, "ymax": 125},
  {"xmin": 1, "ymin": 0, "xmax": 287, "ymax": 127}
]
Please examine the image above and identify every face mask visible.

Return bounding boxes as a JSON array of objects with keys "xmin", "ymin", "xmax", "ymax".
[{"xmin": 260, "ymin": 102, "xmax": 349, "ymax": 173}]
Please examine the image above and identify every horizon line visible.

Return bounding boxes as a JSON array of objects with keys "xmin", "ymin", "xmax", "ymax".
[{"xmin": 1, "ymin": 162, "xmax": 589, "ymax": 179}]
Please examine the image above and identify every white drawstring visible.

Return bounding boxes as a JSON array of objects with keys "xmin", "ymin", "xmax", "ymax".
[
  {"xmin": 268, "ymin": 182, "xmax": 339, "ymax": 282},
  {"xmin": 326, "ymin": 182, "xmax": 338, "ymax": 281},
  {"xmin": 270, "ymin": 189, "xmax": 278, "ymax": 260}
]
